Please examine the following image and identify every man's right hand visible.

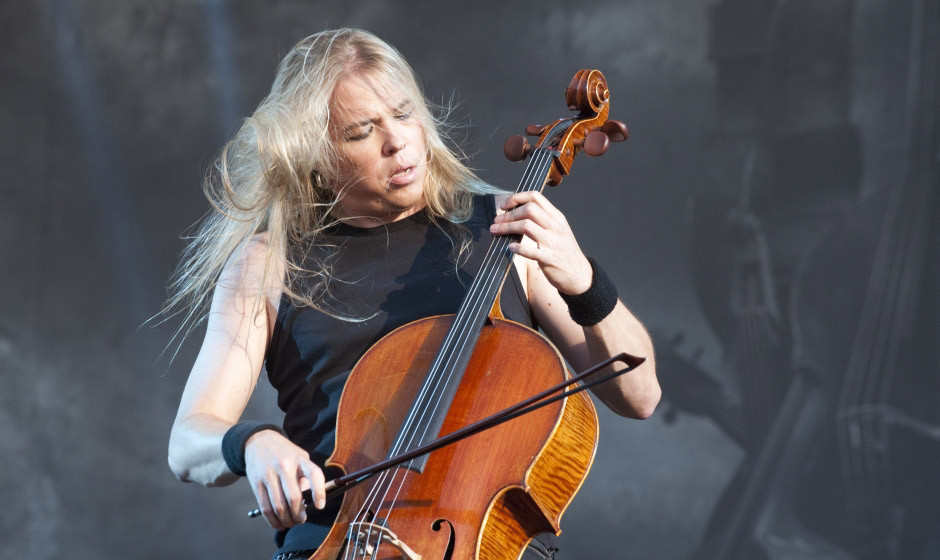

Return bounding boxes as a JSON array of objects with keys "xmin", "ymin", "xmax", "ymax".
[{"xmin": 244, "ymin": 429, "xmax": 326, "ymax": 530}]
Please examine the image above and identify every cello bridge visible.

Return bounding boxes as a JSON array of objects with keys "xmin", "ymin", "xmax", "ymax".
[{"xmin": 348, "ymin": 521, "xmax": 422, "ymax": 560}]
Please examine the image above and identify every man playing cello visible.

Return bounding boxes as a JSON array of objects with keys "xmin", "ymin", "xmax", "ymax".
[{"xmin": 166, "ymin": 28, "xmax": 659, "ymax": 559}]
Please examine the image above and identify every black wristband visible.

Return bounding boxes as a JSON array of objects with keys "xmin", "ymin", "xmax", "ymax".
[
  {"xmin": 222, "ymin": 421, "xmax": 286, "ymax": 476},
  {"xmin": 558, "ymin": 257, "xmax": 619, "ymax": 327}
]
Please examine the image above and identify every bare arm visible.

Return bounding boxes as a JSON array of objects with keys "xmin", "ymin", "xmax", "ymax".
[
  {"xmin": 528, "ymin": 273, "xmax": 660, "ymax": 418},
  {"xmin": 167, "ymin": 235, "xmax": 325, "ymax": 530},
  {"xmin": 491, "ymin": 192, "xmax": 660, "ymax": 418}
]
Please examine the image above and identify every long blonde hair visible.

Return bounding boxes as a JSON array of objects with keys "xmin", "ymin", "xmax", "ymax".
[{"xmin": 162, "ymin": 28, "xmax": 494, "ymax": 349}]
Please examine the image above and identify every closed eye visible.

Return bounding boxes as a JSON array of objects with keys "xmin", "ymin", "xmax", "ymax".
[{"xmin": 346, "ymin": 126, "xmax": 372, "ymax": 141}]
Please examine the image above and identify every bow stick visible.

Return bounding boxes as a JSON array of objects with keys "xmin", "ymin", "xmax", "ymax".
[{"xmin": 248, "ymin": 351, "xmax": 644, "ymax": 518}]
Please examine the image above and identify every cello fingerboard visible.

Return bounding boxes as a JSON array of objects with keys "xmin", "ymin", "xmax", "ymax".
[{"xmin": 387, "ymin": 148, "xmax": 557, "ymax": 471}]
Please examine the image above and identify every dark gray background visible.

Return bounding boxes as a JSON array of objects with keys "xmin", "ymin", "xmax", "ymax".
[{"xmin": 2, "ymin": 0, "xmax": 937, "ymax": 558}]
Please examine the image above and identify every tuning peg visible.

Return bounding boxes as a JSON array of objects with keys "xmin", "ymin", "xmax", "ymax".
[
  {"xmin": 525, "ymin": 124, "xmax": 548, "ymax": 136},
  {"xmin": 582, "ymin": 129, "xmax": 609, "ymax": 157},
  {"xmin": 504, "ymin": 135, "xmax": 531, "ymax": 162},
  {"xmin": 601, "ymin": 120, "xmax": 629, "ymax": 142}
]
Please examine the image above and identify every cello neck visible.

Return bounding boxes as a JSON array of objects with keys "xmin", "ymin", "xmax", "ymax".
[{"xmin": 454, "ymin": 147, "xmax": 556, "ymax": 330}]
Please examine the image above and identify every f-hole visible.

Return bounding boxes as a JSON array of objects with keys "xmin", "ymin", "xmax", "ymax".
[{"xmin": 431, "ymin": 519, "xmax": 456, "ymax": 560}]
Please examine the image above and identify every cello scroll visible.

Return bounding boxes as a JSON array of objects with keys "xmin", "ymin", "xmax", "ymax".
[{"xmin": 503, "ymin": 69, "xmax": 629, "ymax": 185}]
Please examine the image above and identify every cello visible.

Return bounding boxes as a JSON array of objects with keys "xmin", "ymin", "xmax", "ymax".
[{"xmin": 305, "ymin": 69, "xmax": 635, "ymax": 560}]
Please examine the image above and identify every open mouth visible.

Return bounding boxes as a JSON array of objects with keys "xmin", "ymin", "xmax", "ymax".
[{"xmin": 389, "ymin": 165, "xmax": 417, "ymax": 185}]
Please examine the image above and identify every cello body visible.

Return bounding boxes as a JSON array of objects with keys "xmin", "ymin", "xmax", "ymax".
[{"xmin": 312, "ymin": 316, "xmax": 598, "ymax": 559}]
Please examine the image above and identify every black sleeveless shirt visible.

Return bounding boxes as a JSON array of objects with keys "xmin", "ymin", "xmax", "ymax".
[{"xmin": 264, "ymin": 194, "xmax": 535, "ymax": 552}]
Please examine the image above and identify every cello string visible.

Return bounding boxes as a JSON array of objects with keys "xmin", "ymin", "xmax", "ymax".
[
  {"xmin": 341, "ymin": 144, "xmax": 534, "ymax": 516},
  {"xmin": 389, "ymin": 146, "xmax": 551, "ymax": 457},
  {"xmin": 349, "ymin": 149, "xmax": 550, "ymax": 555},
  {"xmin": 377, "ymin": 146, "xmax": 544, "ymax": 466},
  {"xmin": 345, "ymin": 146, "xmax": 552, "ymax": 547},
  {"xmin": 356, "ymin": 147, "xmax": 555, "ymax": 548},
  {"xmin": 365, "ymin": 149, "xmax": 552, "ymax": 549},
  {"xmin": 378, "ymin": 146, "xmax": 550, "ymax": 465},
  {"xmin": 378, "ymin": 146, "xmax": 547, "ymax": 464},
  {"xmin": 395, "ymin": 147, "xmax": 550, "ymax": 448},
  {"xmin": 361, "ymin": 148, "xmax": 551, "ymax": 515}
]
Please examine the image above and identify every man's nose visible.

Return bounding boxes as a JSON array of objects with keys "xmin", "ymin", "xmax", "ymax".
[{"xmin": 382, "ymin": 124, "xmax": 406, "ymax": 156}]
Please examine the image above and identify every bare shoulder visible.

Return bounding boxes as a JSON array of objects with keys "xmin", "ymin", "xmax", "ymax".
[
  {"xmin": 223, "ymin": 232, "xmax": 271, "ymax": 274},
  {"xmin": 216, "ymin": 232, "xmax": 284, "ymax": 316}
]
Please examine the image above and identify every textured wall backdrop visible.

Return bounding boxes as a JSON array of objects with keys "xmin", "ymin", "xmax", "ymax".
[{"xmin": 2, "ymin": 0, "xmax": 937, "ymax": 558}]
